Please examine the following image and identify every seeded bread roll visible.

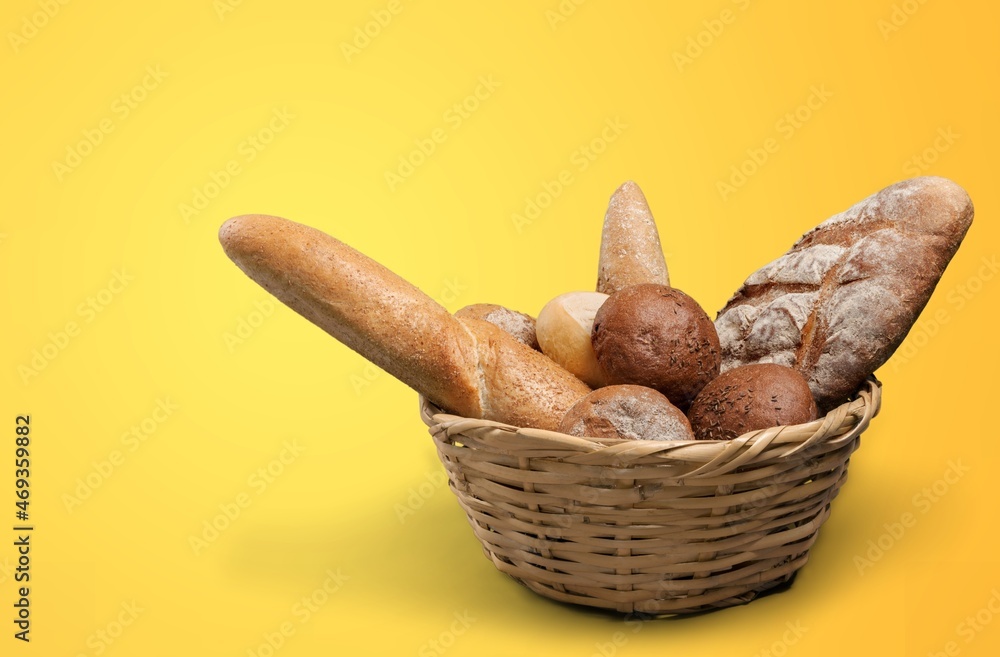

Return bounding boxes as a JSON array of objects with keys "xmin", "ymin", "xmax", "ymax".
[
  {"xmin": 597, "ymin": 181, "xmax": 670, "ymax": 295},
  {"xmin": 592, "ymin": 284, "xmax": 721, "ymax": 409},
  {"xmin": 455, "ymin": 303, "xmax": 539, "ymax": 350},
  {"xmin": 688, "ymin": 364, "xmax": 818, "ymax": 440},
  {"xmin": 559, "ymin": 385, "xmax": 694, "ymax": 441},
  {"xmin": 219, "ymin": 214, "xmax": 590, "ymax": 430},
  {"xmin": 715, "ymin": 176, "xmax": 974, "ymax": 410}
]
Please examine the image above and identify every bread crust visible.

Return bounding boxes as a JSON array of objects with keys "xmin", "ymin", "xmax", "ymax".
[
  {"xmin": 597, "ymin": 181, "xmax": 670, "ymax": 294},
  {"xmin": 715, "ymin": 176, "xmax": 974, "ymax": 410},
  {"xmin": 219, "ymin": 214, "xmax": 589, "ymax": 429},
  {"xmin": 455, "ymin": 303, "xmax": 539, "ymax": 350}
]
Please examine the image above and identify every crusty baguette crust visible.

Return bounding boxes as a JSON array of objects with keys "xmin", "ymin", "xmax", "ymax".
[
  {"xmin": 715, "ymin": 176, "xmax": 974, "ymax": 410},
  {"xmin": 458, "ymin": 317, "xmax": 591, "ymax": 430},
  {"xmin": 219, "ymin": 214, "xmax": 589, "ymax": 429},
  {"xmin": 597, "ymin": 181, "xmax": 670, "ymax": 294}
]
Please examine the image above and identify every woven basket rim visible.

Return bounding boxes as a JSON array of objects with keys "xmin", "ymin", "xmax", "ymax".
[{"xmin": 419, "ymin": 377, "xmax": 880, "ymax": 474}]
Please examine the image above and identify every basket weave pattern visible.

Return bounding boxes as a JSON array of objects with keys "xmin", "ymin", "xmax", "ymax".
[{"xmin": 420, "ymin": 378, "xmax": 881, "ymax": 615}]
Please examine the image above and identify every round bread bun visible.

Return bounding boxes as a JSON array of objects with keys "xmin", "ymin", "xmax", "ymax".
[
  {"xmin": 591, "ymin": 283, "xmax": 720, "ymax": 408},
  {"xmin": 687, "ymin": 363, "xmax": 819, "ymax": 440},
  {"xmin": 559, "ymin": 384, "xmax": 694, "ymax": 441},
  {"xmin": 455, "ymin": 303, "xmax": 539, "ymax": 350},
  {"xmin": 536, "ymin": 291, "xmax": 610, "ymax": 388}
]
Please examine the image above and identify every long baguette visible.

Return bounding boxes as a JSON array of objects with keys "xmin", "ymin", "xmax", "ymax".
[{"xmin": 218, "ymin": 214, "xmax": 590, "ymax": 429}]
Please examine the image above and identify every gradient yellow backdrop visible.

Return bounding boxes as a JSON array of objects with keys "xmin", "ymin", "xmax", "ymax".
[{"xmin": 2, "ymin": 1, "xmax": 998, "ymax": 655}]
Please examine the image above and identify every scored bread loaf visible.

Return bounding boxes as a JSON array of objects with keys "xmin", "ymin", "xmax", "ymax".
[
  {"xmin": 715, "ymin": 176, "xmax": 974, "ymax": 410},
  {"xmin": 218, "ymin": 214, "xmax": 590, "ymax": 430},
  {"xmin": 596, "ymin": 181, "xmax": 670, "ymax": 294}
]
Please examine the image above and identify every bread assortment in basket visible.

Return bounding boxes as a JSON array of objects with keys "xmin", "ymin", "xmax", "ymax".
[{"xmin": 218, "ymin": 175, "xmax": 972, "ymax": 614}]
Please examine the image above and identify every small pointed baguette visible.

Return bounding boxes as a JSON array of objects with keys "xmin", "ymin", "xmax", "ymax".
[
  {"xmin": 218, "ymin": 214, "xmax": 589, "ymax": 430},
  {"xmin": 596, "ymin": 181, "xmax": 670, "ymax": 294},
  {"xmin": 715, "ymin": 176, "xmax": 974, "ymax": 410}
]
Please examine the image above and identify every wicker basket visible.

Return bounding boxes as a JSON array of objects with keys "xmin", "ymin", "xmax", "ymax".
[{"xmin": 419, "ymin": 377, "xmax": 881, "ymax": 616}]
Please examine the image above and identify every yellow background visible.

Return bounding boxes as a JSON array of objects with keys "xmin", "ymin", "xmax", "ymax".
[{"xmin": 2, "ymin": 0, "xmax": 998, "ymax": 655}]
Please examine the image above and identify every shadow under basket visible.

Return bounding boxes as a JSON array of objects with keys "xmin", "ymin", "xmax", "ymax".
[{"xmin": 419, "ymin": 377, "xmax": 881, "ymax": 616}]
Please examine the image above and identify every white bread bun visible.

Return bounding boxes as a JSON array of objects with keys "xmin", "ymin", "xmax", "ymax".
[{"xmin": 535, "ymin": 291, "xmax": 610, "ymax": 388}]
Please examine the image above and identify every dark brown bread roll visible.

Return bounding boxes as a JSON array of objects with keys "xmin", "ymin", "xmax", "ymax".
[
  {"xmin": 688, "ymin": 363, "xmax": 818, "ymax": 440},
  {"xmin": 455, "ymin": 303, "xmax": 539, "ymax": 350},
  {"xmin": 591, "ymin": 284, "xmax": 721, "ymax": 409},
  {"xmin": 715, "ymin": 176, "xmax": 974, "ymax": 411},
  {"xmin": 559, "ymin": 385, "xmax": 694, "ymax": 441}
]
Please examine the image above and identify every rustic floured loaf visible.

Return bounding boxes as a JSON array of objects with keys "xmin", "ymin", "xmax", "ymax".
[{"xmin": 715, "ymin": 176, "xmax": 974, "ymax": 410}]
